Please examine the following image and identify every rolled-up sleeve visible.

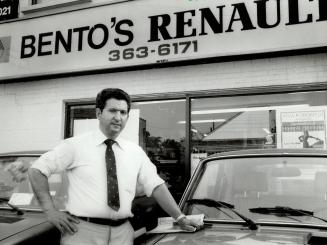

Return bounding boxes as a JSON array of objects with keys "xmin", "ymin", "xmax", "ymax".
[
  {"xmin": 31, "ymin": 140, "xmax": 74, "ymax": 177},
  {"xmin": 137, "ymin": 150, "xmax": 164, "ymax": 197}
]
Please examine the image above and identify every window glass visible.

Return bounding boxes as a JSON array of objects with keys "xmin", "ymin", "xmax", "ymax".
[
  {"xmin": 0, "ymin": 156, "xmax": 68, "ymax": 210},
  {"xmin": 188, "ymin": 156, "xmax": 327, "ymax": 225},
  {"xmin": 191, "ymin": 91, "xmax": 327, "ymax": 173},
  {"xmin": 67, "ymin": 99, "xmax": 186, "ymax": 201},
  {"xmin": 66, "ymin": 104, "xmax": 95, "ymax": 137},
  {"xmin": 133, "ymin": 100, "xmax": 186, "ymax": 200}
]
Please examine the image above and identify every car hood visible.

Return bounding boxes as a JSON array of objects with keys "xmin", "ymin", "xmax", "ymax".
[
  {"xmin": 0, "ymin": 215, "xmax": 45, "ymax": 240},
  {"xmin": 149, "ymin": 224, "xmax": 326, "ymax": 245}
]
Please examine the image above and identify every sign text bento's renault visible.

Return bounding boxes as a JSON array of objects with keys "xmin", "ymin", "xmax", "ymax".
[{"xmin": 0, "ymin": 0, "xmax": 326, "ymax": 80}]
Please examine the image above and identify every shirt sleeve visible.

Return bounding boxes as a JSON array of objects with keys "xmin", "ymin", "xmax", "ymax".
[
  {"xmin": 137, "ymin": 148, "xmax": 164, "ymax": 197},
  {"xmin": 31, "ymin": 140, "xmax": 75, "ymax": 177}
]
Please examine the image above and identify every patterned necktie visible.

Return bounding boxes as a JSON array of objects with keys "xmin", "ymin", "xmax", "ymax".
[{"xmin": 104, "ymin": 139, "xmax": 120, "ymax": 211}]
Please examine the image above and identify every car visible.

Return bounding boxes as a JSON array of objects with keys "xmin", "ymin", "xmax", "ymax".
[
  {"xmin": 0, "ymin": 151, "xmax": 63, "ymax": 245},
  {"xmin": 141, "ymin": 148, "xmax": 327, "ymax": 245}
]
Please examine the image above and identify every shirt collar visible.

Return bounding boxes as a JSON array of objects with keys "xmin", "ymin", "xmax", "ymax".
[{"xmin": 93, "ymin": 128, "xmax": 125, "ymax": 151}]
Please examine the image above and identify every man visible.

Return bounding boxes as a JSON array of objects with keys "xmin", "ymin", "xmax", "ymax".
[{"xmin": 28, "ymin": 88, "xmax": 201, "ymax": 245}]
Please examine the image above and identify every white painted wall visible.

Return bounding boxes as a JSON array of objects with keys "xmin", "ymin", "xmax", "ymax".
[{"xmin": 0, "ymin": 53, "xmax": 327, "ymax": 153}]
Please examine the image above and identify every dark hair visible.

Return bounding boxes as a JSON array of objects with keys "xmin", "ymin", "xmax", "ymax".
[{"xmin": 96, "ymin": 88, "xmax": 131, "ymax": 112}]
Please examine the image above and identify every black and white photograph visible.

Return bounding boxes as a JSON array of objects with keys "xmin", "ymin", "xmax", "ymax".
[{"xmin": 1, "ymin": 0, "xmax": 327, "ymax": 244}]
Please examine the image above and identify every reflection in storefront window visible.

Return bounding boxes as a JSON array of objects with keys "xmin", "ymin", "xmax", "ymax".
[
  {"xmin": 66, "ymin": 100, "xmax": 186, "ymax": 201},
  {"xmin": 133, "ymin": 100, "xmax": 186, "ymax": 201},
  {"xmin": 66, "ymin": 91, "xmax": 327, "ymax": 198},
  {"xmin": 191, "ymin": 91, "xmax": 327, "ymax": 174}
]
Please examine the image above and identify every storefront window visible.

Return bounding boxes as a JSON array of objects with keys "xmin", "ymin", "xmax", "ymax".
[
  {"xmin": 191, "ymin": 91, "xmax": 327, "ymax": 174},
  {"xmin": 65, "ymin": 104, "xmax": 95, "ymax": 138},
  {"xmin": 132, "ymin": 100, "xmax": 186, "ymax": 201},
  {"xmin": 66, "ymin": 99, "xmax": 186, "ymax": 201},
  {"xmin": 66, "ymin": 90, "xmax": 327, "ymax": 199}
]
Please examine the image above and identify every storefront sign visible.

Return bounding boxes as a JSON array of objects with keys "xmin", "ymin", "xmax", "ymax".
[
  {"xmin": 0, "ymin": 0, "xmax": 18, "ymax": 21},
  {"xmin": 0, "ymin": 0, "xmax": 326, "ymax": 80}
]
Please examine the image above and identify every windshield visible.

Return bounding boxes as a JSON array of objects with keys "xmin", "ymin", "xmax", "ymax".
[
  {"xmin": 0, "ymin": 156, "xmax": 67, "ymax": 210},
  {"xmin": 186, "ymin": 155, "xmax": 327, "ymax": 226}
]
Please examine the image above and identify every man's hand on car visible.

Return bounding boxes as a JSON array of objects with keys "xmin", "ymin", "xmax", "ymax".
[
  {"xmin": 45, "ymin": 209, "xmax": 80, "ymax": 235},
  {"xmin": 177, "ymin": 216, "xmax": 204, "ymax": 232}
]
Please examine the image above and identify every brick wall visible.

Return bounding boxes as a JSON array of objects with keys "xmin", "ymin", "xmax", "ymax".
[{"xmin": 0, "ymin": 53, "xmax": 327, "ymax": 153}]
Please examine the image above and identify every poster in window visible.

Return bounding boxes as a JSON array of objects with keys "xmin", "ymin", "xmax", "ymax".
[
  {"xmin": 276, "ymin": 107, "xmax": 327, "ymax": 149},
  {"xmin": 0, "ymin": 36, "xmax": 10, "ymax": 63}
]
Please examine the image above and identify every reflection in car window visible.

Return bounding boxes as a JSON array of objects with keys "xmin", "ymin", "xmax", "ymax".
[
  {"xmin": 0, "ymin": 157, "xmax": 31, "ymax": 199},
  {"xmin": 188, "ymin": 156, "xmax": 327, "ymax": 225},
  {"xmin": 0, "ymin": 156, "xmax": 67, "ymax": 210}
]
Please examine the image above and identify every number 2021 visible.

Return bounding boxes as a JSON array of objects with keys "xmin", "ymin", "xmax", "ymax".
[{"xmin": 0, "ymin": 6, "xmax": 11, "ymax": 16}]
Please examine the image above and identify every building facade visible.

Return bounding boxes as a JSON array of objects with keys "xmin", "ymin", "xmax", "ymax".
[{"xmin": 1, "ymin": 0, "xmax": 327, "ymax": 200}]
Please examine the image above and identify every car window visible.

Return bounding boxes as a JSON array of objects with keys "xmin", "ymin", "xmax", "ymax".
[
  {"xmin": 187, "ymin": 156, "xmax": 327, "ymax": 225},
  {"xmin": 0, "ymin": 156, "xmax": 67, "ymax": 210}
]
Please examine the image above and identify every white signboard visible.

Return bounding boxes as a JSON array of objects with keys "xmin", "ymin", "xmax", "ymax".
[
  {"xmin": 73, "ymin": 109, "xmax": 140, "ymax": 144},
  {"xmin": 276, "ymin": 106, "xmax": 327, "ymax": 149},
  {"xmin": 9, "ymin": 193, "xmax": 33, "ymax": 206},
  {"xmin": 0, "ymin": 0, "xmax": 326, "ymax": 80}
]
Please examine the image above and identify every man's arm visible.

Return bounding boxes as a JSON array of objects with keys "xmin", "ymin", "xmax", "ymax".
[
  {"xmin": 151, "ymin": 183, "xmax": 202, "ymax": 231},
  {"xmin": 28, "ymin": 168, "xmax": 79, "ymax": 234}
]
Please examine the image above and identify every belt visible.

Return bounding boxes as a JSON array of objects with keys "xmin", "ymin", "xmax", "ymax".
[{"xmin": 78, "ymin": 216, "xmax": 128, "ymax": 227}]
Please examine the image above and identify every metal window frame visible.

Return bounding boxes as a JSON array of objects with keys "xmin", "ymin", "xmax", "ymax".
[{"xmin": 63, "ymin": 82, "xmax": 327, "ymax": 185}]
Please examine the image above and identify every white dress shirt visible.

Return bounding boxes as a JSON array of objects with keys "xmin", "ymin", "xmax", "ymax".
[{"xmin": 31, "ymin": 128, "xmax": 164, "ymax": 219}]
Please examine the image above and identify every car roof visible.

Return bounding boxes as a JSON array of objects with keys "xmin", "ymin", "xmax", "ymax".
[
  {"xmin": 1, "ymin": 148, "xmax": 327, "ymax": 159},
  {"xmin": 206, "ymin": 148, "xmax": 327, "ymax": 160},
  {"xmin": 0, "ymin": 150, "xmax": 46, "ymax": 157}
]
